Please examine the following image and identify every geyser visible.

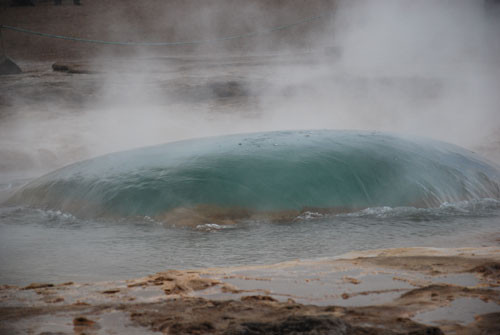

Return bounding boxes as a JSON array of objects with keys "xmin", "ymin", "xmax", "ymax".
[{"xmin": 8, "ymin": 130, "xmax": 500, "ymax": 224}]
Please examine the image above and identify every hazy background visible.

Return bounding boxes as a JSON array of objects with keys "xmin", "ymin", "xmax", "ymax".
[{"xmin": 1, "ymin": 0, "xmax": 499, "ymax": 180}]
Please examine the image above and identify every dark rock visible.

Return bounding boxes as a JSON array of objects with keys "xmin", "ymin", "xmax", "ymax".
[
  {"xmin": 240, "ymin": 295, "xmax": 278, "ymax": 302},
  {"xmin": 102, "ymin": 288, "xmax": 120, "ymax": 294},
  {"xmin": 73, "ymin": 316, "xmax": 100, "ymax": 332},
  {"xmin": 0, "ymin": 57, "xmax": 22, "ymax": 75},
  {"xmin": 469, "ymin": 312, "xmax": 500, "ymax": 334},
  {"xmin": 52, "ymin": 63, "xmax": 70, "ymax": 72},
  {"xmin": 226, "ymin": 315, "xmax": 349, "ymax": 335},
  {"xmin": 23, "ymin": 283, "xmax": 54, "ymax": 290},
  {"xmin": 52, "ymin": 62, "xmax": 95, "ymax": 74},
  {"xmin": 470, "ymin": 262, "xmax": 500, "ymax": 280},
  {"xmin": 73, "ymin": 316, "xmax": 96, "ymax": 327},
  {"xmin": 408, "ymin": 327, "xmax": 444, "ymax": 335},
  {"xmin": 168, "ymin": 321, "xmax": 215, "ymax": 335}
]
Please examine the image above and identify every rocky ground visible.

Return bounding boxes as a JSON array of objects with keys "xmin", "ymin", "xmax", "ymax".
[{"xmin": 1, "ymin": 247, "xmax": 500, "ymax": 334}]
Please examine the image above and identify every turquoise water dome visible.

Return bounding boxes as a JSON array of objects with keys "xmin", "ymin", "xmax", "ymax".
[{"xmin": 8, "ymin": 130, "xmax": 500, "ymax": 221}]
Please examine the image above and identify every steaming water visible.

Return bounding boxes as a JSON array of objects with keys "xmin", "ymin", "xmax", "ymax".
[
  {"xmin": 1, "ymin": 130, "xmax": 500, "ymax": 285},
  {"xmin": 8, "ymin": 130, "xmax": 500, "ymax": 217}
]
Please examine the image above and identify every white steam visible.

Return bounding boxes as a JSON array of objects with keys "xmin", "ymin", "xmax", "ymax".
[{"xmin": 1, "ymin": 0, "xmax": 499, "ymax": 180}]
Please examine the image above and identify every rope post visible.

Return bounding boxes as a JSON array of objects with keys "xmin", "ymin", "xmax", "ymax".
[
  {"xmin": 0, "ymin": 25, "xmax": 6, "ymax": 59},
  {"xmin": 0, "ymin": 25, "xmax": 22, "ymax": 75}
]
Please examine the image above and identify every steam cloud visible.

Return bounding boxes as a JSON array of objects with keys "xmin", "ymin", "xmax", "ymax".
[{"xmin": 1, "ymin": 0, "xmax": 499, "ymax": 180}]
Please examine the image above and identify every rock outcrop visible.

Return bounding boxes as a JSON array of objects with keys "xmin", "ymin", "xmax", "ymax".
[{"xmin": 0, "ymin": 56, "xmax": 21, "ymax": 75}]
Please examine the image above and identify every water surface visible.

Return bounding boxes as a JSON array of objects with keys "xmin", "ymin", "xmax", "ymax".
[{"xmin": 1, "ymin": 130, "xmax": 500, "ymax": 285}]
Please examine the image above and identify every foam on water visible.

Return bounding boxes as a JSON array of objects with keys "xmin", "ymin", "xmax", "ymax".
[
  {"xmin": 1, "ymin": 196, "xmax": 499, "ymax": 285},
  {"xmin": 337, "ymin": 198, "xmax": 500, "ymax": 220}
]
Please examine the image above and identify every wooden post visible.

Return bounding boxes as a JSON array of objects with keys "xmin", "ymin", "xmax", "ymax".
[{"xmin": 0, "ymin": 26, "xmax": 5, "ymax": 58}]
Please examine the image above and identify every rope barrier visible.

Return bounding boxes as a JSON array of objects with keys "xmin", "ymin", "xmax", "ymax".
[{"xmin": 0, "ymin": 14, "xmax": 324, "ymax": 46}]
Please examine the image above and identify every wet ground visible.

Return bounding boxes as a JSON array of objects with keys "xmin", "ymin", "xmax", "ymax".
[{"xmin": 1, "ymin": 247, "xmax": 499, "ymax": 334}]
